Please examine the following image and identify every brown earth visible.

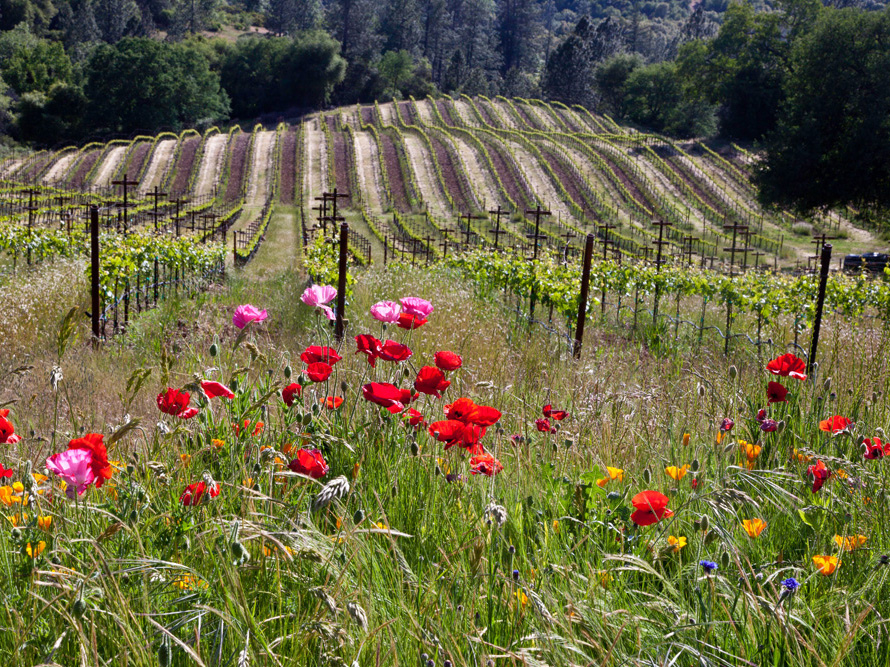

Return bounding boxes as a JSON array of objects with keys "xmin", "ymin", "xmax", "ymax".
[
  {"xmin": 225, "ymin": 133, "xmax": 250, "ymax": 202},
  {"xmin": 69, "ymin": 151, "xmax": 100, "ymax": 189},
  {"xmin": 170, "ymin": 136, "xmax": 201, "ymax": 195},
  {"xmin": 540, "ymin": 149, "xmax": 594, "ymax": 218},
  {"xmin": 331, "ymin": 129, "xmax": 353, "ymax": 207},
  {"xmin": 379, "ymin": 132, "xmax": 410, "ymax": 212},
  {"xmin": 279, "ymin": 131, "xmax": 296, "ymax": 204},
  {"xmin": 429, "ymin": 134, "xmax": 468, "ymax": 210}
]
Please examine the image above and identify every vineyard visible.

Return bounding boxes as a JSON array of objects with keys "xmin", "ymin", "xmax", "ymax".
[{"xmin": 0, "ymin": 98, "xmax": 886, "ymax": 338}]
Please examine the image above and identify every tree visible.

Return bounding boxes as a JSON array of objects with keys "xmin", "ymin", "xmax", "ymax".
[
  {"xmin": 757, "ymin": 9, "xmax": 890, "ymax": 216},
  {"xmin": 379, "ymin": 0, "xmax": 421, "ymax": 53},
  {"xmin": 498, "ymin": 0, "xmax": 540, "ymax": 75},
  {"xmin": 17, "ymin": 83, "xmax": 88, "ymax": 144},
  {"xmin": 0, "ymin": 29, "xmax": 73, "ymax": 96},
  {"xmin": 624, "ymin": 61, "xmax": 715, "ymax": 137},
  {"xmin": 377, "ymin": 49, "xmax": 414, "ymax": 93},
  {"xmin": 94, "ymin": 0, "xmax": 142, "ymax": 42},
  {"xmin": 277, "ymin": 30, "xmax": 347, "ymax": 107},
  {"xmin": 85, "ymin": 37, "xmax": 229, "ymax": 133},
  {"xmin": 594, "ymin": 52, "xmax": 642, "ymax": 118},
  {"xmin": 168, "ymin": 0, "xmax": 219, "ymax": 37},
  {"xmin": 266, "ymin": 0, "xmax": 321, "ymax": 36},
  {"xmin": 542, "ymin": 16, "xmax": 595, "ymax": 106},
  {"xmin": 0, "ymin": 0, "xmax": 57, "ymax": 33},
  {"xmin": 219, "ymin": 36, "xmax": 291, "ymax": 117}
]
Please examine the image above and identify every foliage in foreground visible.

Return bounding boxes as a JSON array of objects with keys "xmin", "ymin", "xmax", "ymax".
[{"xmin": 0, "ymin": 265, "xmax": 889, "ymax": 666}]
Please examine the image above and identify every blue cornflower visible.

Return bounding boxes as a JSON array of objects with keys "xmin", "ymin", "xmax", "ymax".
[
  {"xmin": 781, "ymin": 577, "xmax": 800, "ymax": 592},
  {"xmin": 699, "ymin": 560, "xmax": 718, "ymax": 573}
]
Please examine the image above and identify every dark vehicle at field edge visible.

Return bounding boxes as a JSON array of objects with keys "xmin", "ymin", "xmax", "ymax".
[{"xmin": 842, "ymin": 253, "xmax": 889, "ymax": 273}]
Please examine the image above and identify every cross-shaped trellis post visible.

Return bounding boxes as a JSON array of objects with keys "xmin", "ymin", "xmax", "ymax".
[
  {"xmin": 525, "ymin": 204, "xmax": 551, "ymax": 261},
  {"xmin": 146, "ymin": 185, "xmax": 167, "ymax": 233},
  {"xmin": 489, "ymin": 205, "xmax": 510, "ymax": 251}
]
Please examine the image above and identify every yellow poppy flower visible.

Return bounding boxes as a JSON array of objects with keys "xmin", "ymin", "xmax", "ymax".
[
  {"xmin": 514, "ymin": 590, "xmax": 528, "ymax": 606},
  {"xmin": 666, "ymin": 465, "xmax": 690, "ymax": 481},
  {"xmin": 0, "ymin": 486, "xmax": 22, "ymax": 506},
  {"xmin": 742, "ymin": 518, "xmax": 767, "ymax": 538},
  {"xmin": 813, "ymin": 555, "xmax": 839, "ymax": 576},
  {"xmin": 26, "ymin": 541, "xmax": 46, "ymax": 558},
  {"xmin": 37, "ymin": 515, "xmax": 52, "ymax": 531},
  {"xmin": 833, "ymin": 534, "xmax": 867, "ymax": 552},
  {"xmin": 596, "ymin": 466, "xmax": 624, "ymax": 487},
  {"xmin": 212, "ymin": 439, "xmax": 225, "ymax": 450},
  {"xmin": 667, "ymin": 535, "xmax": 687, "ymax": 552},
  {"xmin": 7, "ymin": 513, "xmax": 27, "ymax": 526},
  {"xmin": 682, "ymin": 433, "xmax": 690, "ymax": 446},
  {"xmin": 180, "ymin": 454, "xmax": 191, "ymax": 468}
]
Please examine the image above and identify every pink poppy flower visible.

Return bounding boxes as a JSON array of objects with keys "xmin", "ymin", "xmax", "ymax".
[
  {"xmin": 46, "ymin": 448, "xmax": 96, "ymax": 498},
  {"xmin": 399, "ymin": 297, "xmax": 434, "ymax": 318},
  {"xmin": 301, "ymin": 285, "xmax": 337, "ymax": 320},
  {"xmin": 370, "ymin": 301, "xmax": 402, "ymax": 324},
  {"xmin": 232, "ymin": 304, "xmax": 268, "ymax": 329}
]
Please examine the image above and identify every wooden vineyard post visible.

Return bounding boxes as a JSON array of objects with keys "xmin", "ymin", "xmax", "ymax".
[
  {"xmin": 525, "ymin": 205, "xmax": 551, "ymax": 260},
  {"xmin": 460, "ymin": 213, "xmax": 485, "ymax": 248},
  {"xmin": 651, "ymin": 219, "xmax": 672, "ymax": 328},
  {"xmin": 808, "ymin": 243, "xmax": 832, "ymax": 377},
  {"xmin": 334, "ymin": 222, "xmax": 349, "ymax": 343},
  {"xmin": 25, "ymin": 188, "xmax": 38, "ymax": 266},
  {"xmin": 573, "ymin": 234, "xmax": 595, "ymax": 360},
  {"xmin": 598, "ymin": 223, "xmax": 615, "ymax": 315},
  {"xmin": 90, "ymin": 205, "xmax": 101, "ymax": 347},
  {"xmin": 489, "ymin": 205, "xmax": 509, "ymax": 250},
  {"xmin": 147, "ymin": 185, "xmax": 167, "ymax": 233},
  {"xmin": 112, "ymin": 174, "xmax": 138, "ymax": 235},
  {"xmin": 171, "ymin": 197, "xmax": 188, "ymax": 237},
  {"xmin": 722, "ymin": 223, "xmax": 748, "ymax": 355}
]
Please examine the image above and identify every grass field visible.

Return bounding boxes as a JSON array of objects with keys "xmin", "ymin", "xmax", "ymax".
[{"xmin": 1, "ymin": 257, "xmax": 890, "ymax": 666}]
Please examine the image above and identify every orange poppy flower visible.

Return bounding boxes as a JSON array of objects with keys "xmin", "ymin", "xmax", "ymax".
[
  {"xmin": 742, "ymin": 518, "xmax": 766, "ymax": 538},
  {"xmin": 813, "ymin": 555, "xmax": 839, "ymax": 576}
]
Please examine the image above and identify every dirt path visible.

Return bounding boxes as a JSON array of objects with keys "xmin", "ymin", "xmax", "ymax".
[
  {"xmin": 304, "ymin": 118, "xmax": 327, "ymax": 202},
  {"xmin": 244, "ymin": 206, "xmax": 302, "ymax": 278},
  {"xmin": 139, "ymin": 140, "xmax": 176, "ymax": 192},
  {"xmin": 452, "ymin": 100, "xmax": 480, "ymax": 127},
  {"xmin": 353, "ymin": 130, "xmax": 386, "ymax": 213},
  {"xmin": 491, "ymin": 99, "xmax": 522, "ymax": 131},
  {"xmin": 92, "ymin": 146, "xmax": 127, "ymax": 187},
  {"xmin": 246, "ymin": 130, "xmax": 276, "ymax": 205},
  {"xmin": 194, "ymin": 134, "xmax": 227, "ymax": 197},
  {"xmin": 377, "ymin": 103, "xmax": 396, "ymax": 126},
  {"xmin": 42, "ymin": 152, "xmax": 77, "ymax": 184},
  {"xmin": 0, "ymin": 157, "xmax": 25, "ymax": 178},
  {"xmin": 414, "ymin": 99, "xmax": 436, "ymax": 126},
  {"xmin": 507, "ymin": 138, "xmax": 579, "ymax": 226},
  {"xmin": 402, "ymin": 133, "xmax": 451, "ymax": 218},
  {"xmin": 450, "ymin": 133, "xmax": 501, "ymax": 210}
]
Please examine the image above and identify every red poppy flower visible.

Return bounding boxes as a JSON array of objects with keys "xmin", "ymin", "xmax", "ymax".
[
  {"xmin": 399, "ymin": 388, "xmax": 418, "ymax": 405},
  {"xmin": 288, "ymin": 448, "xmax": 329, "ymax": 479},
  {"xmin": 470, "ymin": 453, "xmax": 504, "ymax": 476},
  {"xmin": 630, "ymin": 490, "xmax": 673, "ymax": 526},
  {"xmin": 67, "ymin": 433, "xmax": 112, "ymax": 488},
  {"xmin": 428, "ymin": 420, "xmax": 486, "ymax": 454},
  {"xmin": 766, "ymin": 353, "xmax": 807, "ymax": 380},
  {"xmin": 397, "ymin": 312, "xmax": 427, "ymax": 329},
  {"xmin": 355, "ymin": 334, "xmax": 382, "ymax": 367},
  {"xmin": 819, "ymin": 415, "xmax": 852, "ymax": 435},
  {"xmin": 403, "ymin": 408, "xmax": 425, "ymax": 427},
  {"xmin": 321, "ymin": 396, "xmax": 344, "ymax": 409},
  {"xmin": 377, "ymin": 340, "xmax": 412, "ymax": 362},
  {"xmin": 157, "ymin": 388, "xmax": 195, "ymax": 418},
  {"xmin": 808, "ymin": 460, "xmax": 831, "ymax": 493},
  {"xmin": 180, "ymin": 480, "xmax": 220, "ymax": 506},
  {"xmin": 362, "ymin": 382, "xmax": 405, "ymax": 410},
  {"xmin": 232, "ymin": 419, "xmax": 264, "ymax": 437},
  {"xmin": 445, "ymin": 398, "xmax": 479, "ymax": 423},
  {"xmin": 414, "ymin": 366, "xmax": 451, "ymax": 398},
  {"xmin": 201, "ymin": 380, "xmax": 235, "ymax": 400},
  {"xmin": 282, "ymin": 383, "xmax": 302, "ymax": 407},
  {"xmin": 535, "ymin": 418, "xmax": 555, "ymax": 433},
  {"xmin": 0, "ymin": 409, "xmax": 7, "ymax": 417},
  {"xmin": 0, "ymin": 416, "xmax": 21, "ymax": 445},
  {"xmin": 434, "ymin": 351, "xmax": 463, "ymax": 371},
  {"xmin": 306, "ymin": 362, "xmax": 333, "ymax": 383},
  {"xmin": 471, "ymin": 405, "xmax": 501, "ymax": 427},
  {"xmin": 543, "ymin": 404, "xmax": 569, "ymax": 421},
  {"xmin": 863, "ymin": 437, "xmax": 890, "ymax": 460},
  {"xmin": 0, "ymin": 464, "xmax": 13, "ymax": 478},
  {"xmin": 720, "ymin": 417, "xmax": 734, "ymax": 432},
  {"xmin": 300, "ymin": 345, "xmax": 343, "ymax": 366},
  {"xmin": 766, "ymin": 382, "xmax": 788, "ymax": 404}
]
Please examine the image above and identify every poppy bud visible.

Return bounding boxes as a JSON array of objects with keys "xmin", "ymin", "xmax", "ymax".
[
  {"xmin": 721, "ymin": 552, "xmax": 730, "ymax": 569},
  {"xmin": 284, "ymin": 365, "xmax": 292, "ymax": 379},
  {"xmin": 391, "ymin": 484, "xmax": 398, "ymax": 498},
  {"xmin": 691, "ymin": 459, "xmax": 699, "ymax": 472},
  {"xmin": 812, "ymin": 362, "xmax": 819, "ymax": 374},
  {"xmin": 126, "ymin": 464, "xmax": 135, "ymax": 475},
  {"xmin": 210, "ymin": 343, "xmax": 219, "ymax": 358},
  {"xmin": 508, "ymin": 545, "xmax": 516, "ymax": 554},
  {"xmin": 231, "ymin": 541, "xmax": 247, "ymax": 560},
  {"xmin": 699, "ymin": 515, "xmax": 710, "ymax": 532},
  {"xmin": 873, "ymin": 392, "xmax": 879, "ymax": 403},
  {"xmin": 340, "ymin": 380, "xmax": 349, "ymax": 393},
  {"xmin": 51, "ymin": 555, "xmax": 62, "ymax": 565},
  {"xmin": 353, "ymin": 509, "xmax": 365, "ymax": 524},
  {"xmin": 606, "ymin": 491, "xmax": 621, "ymax": 500},
  {"xmin": 302, "ymin": 412, "xmax": 313, "ymax": 425},
  {"xmin": 73, "ymin": 596, "xmax": 86, "ymax": 618},
  {"xmin": 411, "ymin": 441, "xmax": 419, "ymax": 456},
  {"xmin": 856, "ymin": 434, "xmax": 865, "ymax": 447},
  {"xmin": 877, "ymin": 427, "xmax": 886, "ymax": 439},
  {"xmin": 403, "ymin": 368, "xmax": 411, "ymax": 378},
  {"xmin": 823, "ymin": 377, "xmax": 831, "ymax": 391},
  {"xmin": 129, "ymin": 510, "xmax": 138, "ymax": 524},
  {"xmin": 158, "ymin": 638, "xmax": 172, "ymax": 667},
  {"xmin": 643, "ymin": 468, "xmax": 651, "ymax": 484},
  {"xmin": 697, "ymin": 384, "xmax": 706, "ymax": 397},
  {"xmin": 829, "ymin": 392, "xmax": 837, "ymax": 401},
  {"xmin": 777, "ymin": 420, "xmax": 786, "ymax": 433},
  {"xmin": 704, "ymin": 530, "xmax": 718, "ymax": 545},
  {"xmin": 252, "ymin": 463, "xmax": 262, "ymax": 476},
  {"xmin": 435, "ymin": 464, "xmax": 442, "ymax": 476},
  {"xmin": 11, "ymin": 528, "xmax": 21, "ymax": 540},
  {"xmin": 312, "ymin": 403, "xmax": 321, "ymax": 415},
  {"xmin": 230, "ymin": 378, "xmax": 239, "ymax": 393},
  {"xmin": 421, "ymin": 654, "xmax": 429, "ymax": 663},
  {"xmin": 847, "ymin": 388, "xmax": 853, "ymax": 396},
  {"xmin": 723, "ymin": 442, "xmax": 736, "ymax": 454},
  {"xmin": 729, "ymin": 365, "xmax": 737, "ymax": 379}
]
